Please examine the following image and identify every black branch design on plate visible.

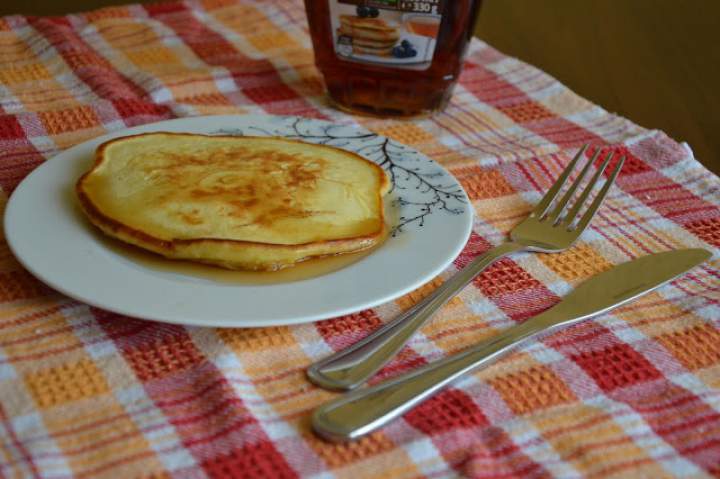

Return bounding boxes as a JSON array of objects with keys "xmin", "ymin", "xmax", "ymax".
[{"xmin": 214, "ymin": 117, "xmax": 466, "ymax": 234}]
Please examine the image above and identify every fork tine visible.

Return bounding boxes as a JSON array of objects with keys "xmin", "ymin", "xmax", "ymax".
[
  {"xmin": 531, "ymin": 144, "xmax": 588, "ymax": 218},
  {"xmin": 563, "ymin": 150, "xmax": 614, "ymax": 225},
  {"xmin": 574, "ymin": 155, "xmax": 625, "ymax": 232},
  {"xmin": 547, "ymin": 148, "xmax": 600, "ymax": 224}
]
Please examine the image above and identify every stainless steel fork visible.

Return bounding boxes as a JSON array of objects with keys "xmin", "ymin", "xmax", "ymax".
[{"xmin": 308, "ymin": 144, "xmax": 625, "ymax": 391}]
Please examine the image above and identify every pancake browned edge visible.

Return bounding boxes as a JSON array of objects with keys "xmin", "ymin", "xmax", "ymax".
[{"xmin": 76, "ymin": 132, "xmax": 391, "ymax": 271}]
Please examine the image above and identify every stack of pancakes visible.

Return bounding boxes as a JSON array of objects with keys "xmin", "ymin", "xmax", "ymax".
[{"xmin": 338, "ymin": 14, "xmax": 399, "ymax": 56}]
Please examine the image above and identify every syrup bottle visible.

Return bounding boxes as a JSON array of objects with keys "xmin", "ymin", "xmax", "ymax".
[{"xmin": 305, "ymin": 0, "xmax": 483, "ymax": 117}]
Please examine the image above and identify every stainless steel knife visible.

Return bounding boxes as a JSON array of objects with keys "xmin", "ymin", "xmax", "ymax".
[{"xmin": 312, "ymin": 248, "xmax": 711, "ymax": 442}]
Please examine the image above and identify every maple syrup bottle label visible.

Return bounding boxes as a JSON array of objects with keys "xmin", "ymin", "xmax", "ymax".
[{"xmin": 328, "ymin": 0, "xmax": 445, "ymax": 71}]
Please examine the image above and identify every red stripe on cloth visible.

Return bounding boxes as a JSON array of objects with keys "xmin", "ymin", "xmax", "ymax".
[
  {"xmin": 439, "ymin": 101, "xmax": 534, "ymax": 161},
  {"xmin": 454, "ymin": 232, "xmax": 560, "ymax": 323},
  {"xmin": 0, "ymin": 322, "xmax": 78, "ymax": 347},
  {"xmin": 492, "ymin": 287, "xmax": 559, "ymax": 322},
  {"xmin": 315, "ymin": 309, "xmax": 428, "ymax": 384},
  {"xmin": 506, "ymin": 158, "xmax": 546, "ymax": 194},
  {"xmin": 458, "ymin": 63, "xmax": 528, "ymax": 106},
  {"xmin": 72, "ymin": 450, "xmax": 160, "ymax": 479},
  {"xmin": 629, "ymin": 132, "xmax": 690, "ymax": 170},
  {"xmin": 610, "ymin": 382, "xmax": 720, "ymax": 475},
  {"xmin": 110, "ymin": 98, "xmax": 174, "ymax": 127},
  {"xmin": 22, "ymin": 406, "xmax": 154, "ymax": 443},
  {"xmin": 529, "ymin": 118, "xmax": 605, "ymax": 149},
  {"xmin": 618, "ymin": 170, "xmax": 720, "ymax": 226},
  {"xmin": 0, "ymin": 114, "xmax": 27, "ymax": 139},
  {"xmin": 144, "ymin": 3, "xmax": 324, "ymax": 118},
  {"xmin": 552, "ymin": 320, "xmax": 720, "ymax": 474},
  {"xmin": 142, "ymin": 2, "xmax": 186, "ymax": 15},
  {"xmin": 0, "ymin": 401, "xmax": 41, "ymax": 478},
  {"xmin": 588, "ymin": 145, "xmax": 720, "ymax": 241},
  {"xmin": 370, "ymin": 347, "xmax": 428, "ymax": 384},
  {"xmin": 404, "ymin": 388, "xmax": 489, "ymax": 433},
  {"xmin": 124, "ymin": 335, "xmax": 206, "ymax": 382},
  {"xmin": 686, "ymin": 218, "xmax": 720, "ymax": 248},
  {"xmin": 315, "ymin": 309, "xmax": 383, "ymax": 351},
  {"xmin": 571, "ymin": 343, "xmax": 663, "ymax": 392},
  {"xmin": 0, "ymin": 115, "xmax": 45, "ymax": 192},
  {"xmin": 475, "ymin": 258, "xmax": 559, "ymax": 322},
  {"xmin": 93, "ymin": 309, "xmax": 183, "ymax": 347},
  {"xmin": 540, "ymin": 411, "xmax": 651, "ymax": 462},
  {"xmin": 0, "ymin": 303, "xmax": 70, "ymax": 331},
  {"xmin": 0, "ymin": 269, "xmax": 53, "ymax": 302},
  {"xmin": 461, "ymin": 428, "xmax": 550, "ymax": 478},
  {"xmin": 153, "ymin": 377, "xmax": 230, "ymax": 409},
  {"xmin": 588, "ymin": 145, "xmax": 652, "ymax": 177},
  {"xmin": 25, "ymin": 17, "xmax": 147, "ymax": 101},
  {"xmin": 93, "ymin": 309, "xmax": 292, "ymax": 475},
  {"xmin": 405, "ymin": 389, "xmax": 547, "ymax": 477},
  {"xmin": 0, "ymin": 340, "xmax": 88, "ymax": 364},
  {"xmin": 163, "ymin": 395, "xmax": 250, "ymax": 430},
  {"xmin": 264, "ymin": 0, "xmax": 308, "ymax": 32},
  {"xmin": 453, "ymin": 231, "xmax": 493, "ymax": 269},
  {"xmin": 201, "ymin": 440, "xmax": 298, "ymax": 479},
  {"xmin": 499, "ymin": 153, "xmax": 570, "ymax": 196},
  {"xmin": 459, "ymin": 62, "xmax": 604, "ymax": 149},
  {"xmin": 543, "ymin": 320, "xmax": 610, "ymax": 352}
]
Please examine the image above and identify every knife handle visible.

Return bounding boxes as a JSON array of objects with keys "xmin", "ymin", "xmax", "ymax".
[
  {"xmin": 307, "ymin": 241, "xmax": 525, "ymax": 391},
  {"xmin": 312, "ymin": 317, "xmax": 544, "ymax": 442}
]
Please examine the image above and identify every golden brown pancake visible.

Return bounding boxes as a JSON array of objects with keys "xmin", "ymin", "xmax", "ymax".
[{"xmin": 76, "ymin": 133, "xmax": 390, "ymax": 271}]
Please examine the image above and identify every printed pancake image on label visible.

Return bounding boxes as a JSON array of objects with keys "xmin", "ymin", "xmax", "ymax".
[{"xmin": 329, "ymin": 0, "xmax": 444, "ymax": 70}]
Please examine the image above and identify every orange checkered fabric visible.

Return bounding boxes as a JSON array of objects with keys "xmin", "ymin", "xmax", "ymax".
[{"xmin": 1, "ymin": 1, "xmax": 719, "ymax": 477}]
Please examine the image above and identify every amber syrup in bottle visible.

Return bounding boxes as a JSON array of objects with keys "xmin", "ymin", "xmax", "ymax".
[{"xmin": 305, "ymin": 0, "xmax": 483, "ymax": 117}]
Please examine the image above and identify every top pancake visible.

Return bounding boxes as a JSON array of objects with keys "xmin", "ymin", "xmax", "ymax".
[{"xmin": 76, "ymin": 133, "xmax": 390, "ymax": 271}]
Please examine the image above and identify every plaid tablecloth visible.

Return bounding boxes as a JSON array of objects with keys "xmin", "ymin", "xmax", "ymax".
[{"xmin": 1, "ymin": 1, "xmax": 719, "ymax": 477}]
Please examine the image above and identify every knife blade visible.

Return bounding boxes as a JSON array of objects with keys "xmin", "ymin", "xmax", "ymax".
[{"xmin": 312, "ymin": 248, "xmax": 711, "ymax": 442}]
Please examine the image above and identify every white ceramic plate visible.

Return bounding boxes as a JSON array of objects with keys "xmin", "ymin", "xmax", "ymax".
[{"xmin": 5, "ymin": 115, "xmax": 472, "ymax": 327}]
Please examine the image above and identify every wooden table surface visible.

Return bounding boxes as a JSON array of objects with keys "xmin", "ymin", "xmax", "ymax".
[
  {"xmin": 474, "ymin": 0, "xmax": 720, "ymax": 174},
  {"xmin": 2, "ymin": 0, "xmax": 718, "ymax": 173}
]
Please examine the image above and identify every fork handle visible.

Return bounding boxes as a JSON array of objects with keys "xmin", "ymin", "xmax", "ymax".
[{"xmin": 307, "ymin": 241, "xmax": 525, "ymax": 390}]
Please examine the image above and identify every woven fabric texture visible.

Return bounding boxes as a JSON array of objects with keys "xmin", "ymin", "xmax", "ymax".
[{"xmin": 0, "ymin": 1, "xmax": 719, "ymax": 477}]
